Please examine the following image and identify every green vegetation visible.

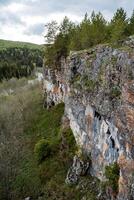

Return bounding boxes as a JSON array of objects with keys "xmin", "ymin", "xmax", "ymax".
[
  {"xmin": 34, "ymin": 139, "xmax": 51, "ymax": 164},
  {"xmin": 0, "ymin": 39, "xmax": 44, "ymax": 81},
  {"xmin": 82, "ymin": 76, "xmax": 96, "ymax": 92},
  {"xmin": 0, "ymin": 39, "xmax": 43, "ymax": 50},
  {"xmin": 110, "ymin": 86, "xmax": 121, "ymax": 98},
  {"xmin": 105, "ymin": 162, "xmax": 120, "ymax": 193},
  {"xmin": 45, "ymin": 8, "xmax": 134, "ymax": 69},
  {"xmin": 0, "ymin": 78, "xmax": 101, "ymax": 200}
]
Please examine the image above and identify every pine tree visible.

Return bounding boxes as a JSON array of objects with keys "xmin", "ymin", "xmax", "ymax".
[
  {"xmin": 69, "ymin": 25, "xmax": 82, "ymax": 50},
  {"xmin": 110, "ymin": 8, "xmax": 128, "ymax": 43},
  {"xmin": 90, "ymin": 11, "xmax": 107, "ymax": 45},
  {"xmin": 128, "ymin": 10, "xmax": 134, "ymax": 35},
  {"xmin": 79, "ymin": 13, "xmax": 93, "ymax": 49}
]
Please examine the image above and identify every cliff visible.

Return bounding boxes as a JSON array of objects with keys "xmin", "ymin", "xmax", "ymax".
[{"xmin": 43, "ymin": 38, "xmax": 134, "ymax": 200}]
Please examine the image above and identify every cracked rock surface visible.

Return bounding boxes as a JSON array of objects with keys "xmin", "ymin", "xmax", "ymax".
[{"xmin": 43, "ymin": 41, "xmax": 134, "ymax": 200}]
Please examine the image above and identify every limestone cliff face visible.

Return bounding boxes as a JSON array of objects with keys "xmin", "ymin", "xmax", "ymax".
[{"xmin": 43, "ymin": 42, "xmax": 134, "ymax": 200}]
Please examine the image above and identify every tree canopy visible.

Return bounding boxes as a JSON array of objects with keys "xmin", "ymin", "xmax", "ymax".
[{"xmin": 44, "ymin": 8, "xmax": 134, "ymax": 69}]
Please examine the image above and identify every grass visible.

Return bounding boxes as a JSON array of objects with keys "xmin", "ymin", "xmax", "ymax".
[{"xmin": 0, "ymin": 78, "xmax": 101, "ymax": 200}]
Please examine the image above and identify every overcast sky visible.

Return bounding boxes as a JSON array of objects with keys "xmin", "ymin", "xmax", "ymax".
[{"xmin": 0, "ymin": 0, "xmax": 134, "ymax": 44}]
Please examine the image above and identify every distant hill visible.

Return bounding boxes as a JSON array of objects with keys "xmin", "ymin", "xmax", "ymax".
[
  {"xmin": 0, "ymin": 39, "xmax": 44, "ymax": 81},
  {"xmin": 0, "ymin": 39, "xmax": 44, "ymax": 51}
]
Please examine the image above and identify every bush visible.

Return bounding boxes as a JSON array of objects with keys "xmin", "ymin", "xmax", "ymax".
[
  {"xmin": 105, "ymin": 162, "xmax": 120, "ymax": 193},
  {"xmin": 34, "ymin": 139, "xmax": 51, "ymax": 164},
  {"xmin": 110, "ymin": 86, "xmax": 121, "ymax": 98}
]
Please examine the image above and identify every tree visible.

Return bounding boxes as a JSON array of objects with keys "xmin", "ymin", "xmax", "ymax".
[
  {"xmin": 90, "ymin": 11, "xmax": 108, "ymax": 45},
  {"xmin": 79, "ymin": 13, "xmax": 93, "ymax": 49},
  {"xmin": 45, "ymin": 17, "xmax": 74, "ymax": 68},
  {"xmin": 110, "ymin": 8, "xmax": 128, "ymax": 43},
  {"xmin": 44, "ymin": 9, "xmax": 133, "ymax": 69},
  {"xmin": 44, "ymin": 21, "xmax": 59, "ymax": 44},
  {"xmin": 69, "ymin": 25, "xmax": 82, "ymax": 50},
  {"xmin": 60, "ymin": 16, "xmax": 74, "ymax": 35},
  {"xmin": 127, "ymin": 10, "xmax": 134, "ymax": 35}
]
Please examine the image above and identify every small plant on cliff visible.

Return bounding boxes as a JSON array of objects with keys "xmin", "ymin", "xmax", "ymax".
[
  {"xmin": 34, "ymin": 139, "xmax": 51, "ymax": 164},
  {"xmin": 110, "ymin": 86, "xmax": 121, "ymax": 98},
  {"xmin": 82, "ymin": 75, "xmax": 96, "ymax": 92},
  {"xmin": 105, "ymin": 162, "xmax": 120, "ymax": 193},
  {"xmin": 76, "ymin": 146, "xmax": 91, "ymax": 163}
]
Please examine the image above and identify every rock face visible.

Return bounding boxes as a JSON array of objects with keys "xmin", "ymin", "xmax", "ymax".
[
  {"xmin": 43, "ymin": 43, "xmax": 134, "ymax": 200},
  {"xmin": 65, "ymin": 155, "xmax": 90, "ymax": 184}
]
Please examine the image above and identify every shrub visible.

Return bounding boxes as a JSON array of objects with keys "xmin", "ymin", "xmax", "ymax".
[
  {"xmin": 110, "ymin": 86, "xmax": 121, "ymax": 98},
  {"xmin": 34, "ymin": 139, "xmax": 51, "ymax": 164},
  {"xmin": 105, "ymin": 162, "xmax": 120, "ymax": 193},
  {"xmin": 82, "ymin": 75, "xmax": 96, "ymax": 91}
]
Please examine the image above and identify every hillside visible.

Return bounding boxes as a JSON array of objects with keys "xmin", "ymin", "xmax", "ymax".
[
  {"xmin": 0, "ymin": 79, "xmax": 98, "ymax": 200},
  {"xmin": 0, "ymin": 39, "xmax": 44, "ymax": 81},
  {"xmin": 0, "ymin": 39, "xmax": 44, "ymax": 51}
]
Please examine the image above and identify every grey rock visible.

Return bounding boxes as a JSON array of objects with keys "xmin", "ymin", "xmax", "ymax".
[
  {"xmin": 43, "ymin": 38, "xmax": 134, "ymax": 200},
  {"xmin": 65, "ymin": 155, "xmax": 89, "ymax": 184}
]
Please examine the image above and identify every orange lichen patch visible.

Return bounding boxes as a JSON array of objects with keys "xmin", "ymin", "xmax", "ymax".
[
  {"xmin": 127, "ymin": 160, "xmax": 134, "ymax": 171},
  {"xmin": 125, "ymin": 142, "xmax": 134, "ymax": 157},
  {"xmin": 125, "ymin": 107, "xmax": 134, "ymax": 130},
  {"xmin": 118, "ymin": 158, "xmax": 134, "ymax": 199},
  {"xmin": 126, "ymin": 142, "xmax": 131, "ymax": 155},
  {"xmin": 97, "ymin": 154, "xmax": 104, "ymax": 165},
  {"xmin": 103, "ymin": 143, "xmax": 109, "ymax": 154},
  {"xmin": 86, "ymin": 114, "xmax": 93, "ymax": 130},
  {"xmin": 126, "ymin": 90, "xmax": 134, "ymax": 104},
  {"xmin": 118, "ymin": 176, "xmax": 128, "ymax": 194},
  {"xmin": 114, "ymin": 113, "xmax": 125, "ymax": 132},
  {"xmin": 52, "ymin": 86, "xmax": 60, "ymax": 94},
  {"xmin": 118, "ymin": 154, "xmax": 127, "ymax": 168},
  {"xmin": 86, "ymin": 114, "xmax": 93, "ymax": 122},
  {"xmin": 122, "ymin": 81, "xmax": 134, "ymax": 104},
  {"xmin": 86, "ymin": 119, "xmax": 94, "ymax": 139},
  {"xmin": 118, "ymin": 153, "xmax": 134, "ymax": 178}
]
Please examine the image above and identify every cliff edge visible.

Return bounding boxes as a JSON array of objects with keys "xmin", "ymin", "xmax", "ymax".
[{"xmin": 43, "ymin": 38, "xmax": 134, "ymax": 200}]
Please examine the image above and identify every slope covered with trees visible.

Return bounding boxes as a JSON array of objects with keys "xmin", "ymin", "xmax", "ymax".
[
  {"xmin": 45, "ymin": 8, "xmax": 134, "ymax": 69},
  {"xmin": 0, "ymin": 40, "xmax": 44, "ymax": 81},
  {"xmin": 0, "ymin": 79, "xmax": 101, "ymax": 200}
]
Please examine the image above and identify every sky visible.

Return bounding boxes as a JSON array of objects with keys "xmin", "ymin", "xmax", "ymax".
[{"xmin": 0, "ymin": 0, "xmax": 134, "ymax": 44}]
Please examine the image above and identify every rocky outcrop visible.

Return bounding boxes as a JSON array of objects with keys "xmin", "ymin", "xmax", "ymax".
[
  {"xmin": 43, "ymin": 41, "xmax": 134, "ymax": 200},
  {"xmin": 65, "ymin": 155, "xmax": 90, "ymax": 184}
]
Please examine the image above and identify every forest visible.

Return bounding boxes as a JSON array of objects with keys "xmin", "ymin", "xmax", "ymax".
[
  {"xmin": 0, "ymin": 40, "xmax": 44, "ymax": 81},
  {"xmin": 45, "ymin": 8, "xmax": 134, "ymax": 68}
]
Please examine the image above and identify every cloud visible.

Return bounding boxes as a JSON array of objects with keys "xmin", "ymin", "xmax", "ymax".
[
  {"xmin": 0, "ymin": 0, "xmax": 134, "ymax": 44},
  {"xmin": 24, "ymin": 23, "xmax": 44, "ymax": 36}
]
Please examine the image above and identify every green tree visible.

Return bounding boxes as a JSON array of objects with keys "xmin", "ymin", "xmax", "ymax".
[
  {"xmin": 90, "ymin": 11, "xmax": 108, "ymax": 45},
  {"xmin": 79, "ymin": 13, "xmax": 93, "ymax": 49},
  {"xmin": 69, "ymin": 25, "xmax": 82, "ymax": 50},
  {"xmin": 45, "ymin": 17, "xmax": 74, "ymax": 68},
  {"xmin": 44, "ymin": 21, "xmax": 59, "ymax": 44},
  {"xmin": 110, "ymin": 8, "xmax": 128, "ymax": 43},
  {"xmin": 127, "ymin": 10, "xmax": 134, "ymax": 35}
]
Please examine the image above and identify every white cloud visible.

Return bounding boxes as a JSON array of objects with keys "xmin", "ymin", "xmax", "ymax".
[
  {"xmin": 0, "ymin": 0, "xmax": 134, "ymax": 44},
  {"xmin": 2, "ymin": 2, "xmax": 26, "ymax": 13},
  {"xmin": 0, "ymin": 23, "xmax": 44, "ymax": 44}
]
